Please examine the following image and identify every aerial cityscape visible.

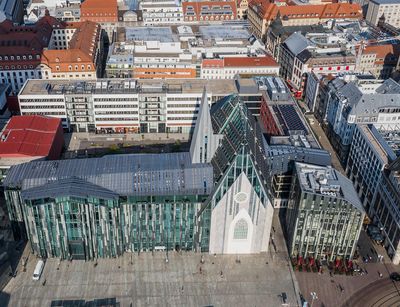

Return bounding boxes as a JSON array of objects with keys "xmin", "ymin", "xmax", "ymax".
[{"xmin": 0, "ymin": 0, "xmax": 399, "ymax": 306}]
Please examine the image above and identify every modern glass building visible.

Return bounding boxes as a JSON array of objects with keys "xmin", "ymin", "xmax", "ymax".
[
  {"xmin": 4, "ymin": 92, "xmax": 275, "ymax": 259},
  {"xmin": 286, "ymin": 163, "xmax": 365, "ymax": 261},
  {"xmin": 4, "ymin": 153, "xmax": 213, "ymax": 260}
]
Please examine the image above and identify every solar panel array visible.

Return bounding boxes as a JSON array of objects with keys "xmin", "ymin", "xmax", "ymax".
[{"xmin": 276, "ymin": 105, "xmax": 307, "ymax": 133}]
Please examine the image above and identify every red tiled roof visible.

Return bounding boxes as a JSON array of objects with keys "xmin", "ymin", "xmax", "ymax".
[
  {"xmin": 202, "ymin": 56, "xmax": 279, "ymax": 68},
  {"xmin": 202, "ymin": 59, "xmax": 224, "ymax": 68},
  {"xmin": 41, "ymin": 21, "xmax": 100, "ymax": 72},
  {"xmin": 81, "ymin": 0, "xmax": 118, "ymax": 22},
  {"xmin": 0, "ymin": 116, "xmax": 61, "ymax": 158},
  {"xmin": 249, "ymin": 1, "xmax": 362, "ymax": 20},
  {"xmin": 182, "ymin": 0, "xmax": 237, "ymax": 16},
  {"xmin": 0, "ymin": 16, "xmax": 62, "ymax": 69},
  {"xmin": 364, "ymin": 44, "xmax": 400, "ymax": 57}
]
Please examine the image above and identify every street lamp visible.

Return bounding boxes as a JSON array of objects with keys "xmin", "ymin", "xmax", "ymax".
[{"xmin": 310, "ymin": 292, "xmax": 318, "ymax": 307}]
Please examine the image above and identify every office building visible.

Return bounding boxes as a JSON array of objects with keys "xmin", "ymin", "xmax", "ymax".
[
  {"xmin": 18, "ymin": 76, "xmax": 271, "ymax": 134},
  {"xmin": 325, "ymin": 78, "xmax": 400, "ymax": 164},
  {"xmin": 140, "ymin": 0, "xmax": 183, "ymax": 25},
  {"xmin": 54, "ymin": 3, "xmax": 81, "ymax": 22},
  {"xmin": 108, "ymin": 25, "xmax": 268, "ymax": 80},
  {"xmin": 366, "ymin": 0, "xmax": 400, "ymax": 28},
  {"xmin": 4, "ymin": 92, "xmax": 274, "ymax": 259},
  {"xmin": 305, "ymin": 72, "xmax": 383, "ymax": 120},
  {"xmin": 201, "ymin": 57, "xmax": 279, "ymax": 79},
  {"xmin": 18, "ymin": 78, "xmax": 240, "ymax": 134},
  {"xmin": 257, "ymin": 76, "xmax": 331, "ymax": 208},
  {"xmin": 286, "ymin": 163, "xmax": 364, "ymax": 261},
  {"xmin": 279, "ymin": 32, "xmax": 356, "ymax": 94},
  {"xmin": 346, "ymin": 124, "xmax": 400, "ymax": 264}
]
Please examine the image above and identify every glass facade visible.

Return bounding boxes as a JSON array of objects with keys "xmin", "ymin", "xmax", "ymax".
[
  {"xmin": 286, "ymin": 167, "xmax": 364, "ymax": 261},
  {"xmin": 4, "ymin": 193, "xmax": 208, "ymax": 260},
  {"xmin": 4, "ymin": 94, "xmax": 274, "ymax": 260}
]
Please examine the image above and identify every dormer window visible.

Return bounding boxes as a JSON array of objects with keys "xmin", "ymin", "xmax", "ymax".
[
  {"xmin": 77, "ymin": 57, "xmax": 81, "ymax": 62},
  {"xmin": 55, "ymin": 57, "xmax": 60, "ymax": 62}
]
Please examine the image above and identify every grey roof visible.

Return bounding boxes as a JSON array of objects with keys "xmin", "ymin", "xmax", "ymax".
[
  {"xmin": 21, "ymin": 177, "xmax": 119, "ymax": 201},
  {"xmin": 295, "ymin": 162, "xmax": 364, "ymax": 213},
  {"xmin": 199, "ymin": 25, "xmax": 249, "ymax": 40},
  {"xmin": 125, "ymin": 27, "xmax": 175, "ymax": 42},
  {"xmin": 376, "ymin": 78, "xmax": 400, "ymax": 94},
  {"xmin": 297, "ymin": 49, "xmax": 312, "ymax": 63},
  {"xmin": 4, "ymin": 152, "xmax": 214, "ymax": 197},
  {"xmin": 266, "ymin": 145, "xmax": 331, "ymax": 175},
  {"xmin": 371, "ymin": 0, "xmax": 399, "ymax": 4},
  {"xmin": 283, "ymin": 32, "xmax": 310, "ymax": 56},
  {"xmin": 269, "ymin": 19, "xmax": 326, "ymax": 38},
  {"xmin": 338, "ymin": 79, "xmax": 400, "ymax": 116}
]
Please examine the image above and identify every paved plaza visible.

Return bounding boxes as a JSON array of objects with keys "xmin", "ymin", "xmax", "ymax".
[
  {"xmin": 1, "ymin": 213, "xmax": 300, "ymax": 307},
  {"xmin": 1, "ymin": 250, "xmax": 299, "ymax": 307}
]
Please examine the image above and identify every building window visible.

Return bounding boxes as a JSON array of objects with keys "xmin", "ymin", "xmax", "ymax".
[{"xmin": 233, "ymin": 219, "xmax": 248, "ymax": 240}]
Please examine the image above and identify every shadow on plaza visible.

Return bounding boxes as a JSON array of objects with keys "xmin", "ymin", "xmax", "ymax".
[
  {"xmin": 62, "ymin": 136, "xmax": 190, "ymax": 159},
  {"xmin": 0, "ymin": 193, "xmax": 28, "ymax": 293},
  {"xmin": 51, "ymin": 297, "xmax": 119, "ymax": 307},
  {"xmin": 0, "ymin": 291, "xmax": 10, "ymax": 307}
]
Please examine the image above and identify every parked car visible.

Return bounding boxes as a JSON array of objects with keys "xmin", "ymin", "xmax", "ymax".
[
  {"xmin": 390, "ymin": 272, "xmax": 400, "ymax": 281},
  {"xmin": 367, "ymin": 225, "xmax": 381, "ymax": 236},
  {"xmin": 33, "ymin": 260, "xmax": 45, "ymax": 281}
]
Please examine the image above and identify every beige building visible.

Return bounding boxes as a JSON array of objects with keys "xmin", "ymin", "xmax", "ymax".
[
  {"xmin": 248, "ymin": 1, "xmax": 362, "ymax": 39},
  {"xmin": 357, "ymin": 44, "xmax": 400, "ymax": 79},
  {"xmin": 366, "ymin": 0, "xmax": 400, "ymax": 28}
]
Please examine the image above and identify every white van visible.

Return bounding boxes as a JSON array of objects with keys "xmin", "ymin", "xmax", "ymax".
[{"xmin": 32, "ymin": 260, "xmax": 44, "ymax": 281}]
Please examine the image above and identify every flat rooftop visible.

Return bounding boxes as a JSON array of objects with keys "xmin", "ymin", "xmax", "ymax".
[
  {"xmin": 19, "ymin": 79, "xmax": 238, "ymax": 96},
  {"xmin": 199, "ymin": 25, "xmax": 249, "ymax": 40},
  {"xmin": 372, "ymin": 124, "xmax": 400, "ymax": 160},
  {"xmin": 125, "ymin": 27, "xmax": 175, "ymax": 42},
  {"xmin": 296, "ymin": 162, "xmax": 363, "ymax": 211}
]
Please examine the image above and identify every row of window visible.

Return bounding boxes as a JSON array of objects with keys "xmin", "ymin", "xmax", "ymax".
[
  {"xmin": 0, "ymin": 55, "xmax": 39, "ymax": 61},
  {"xmin": 95, "ymin": 111, "xmax": 139, "ymax": 115},
  {"xmin": 94, "ymin": 98, "xmax": 138, "ymax": 102},
  {"xmin": 95, "ymin": 117, "xmax": 139, "ymax": 121}
]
